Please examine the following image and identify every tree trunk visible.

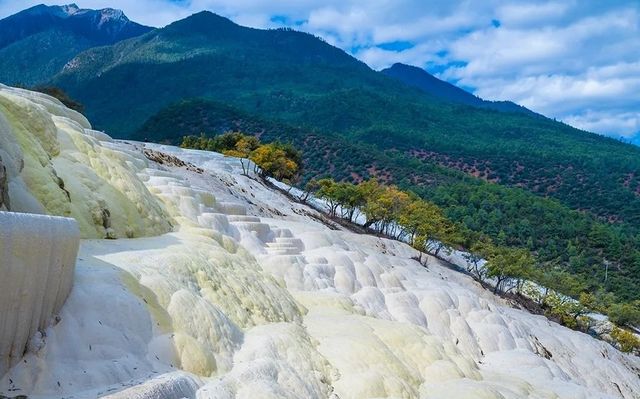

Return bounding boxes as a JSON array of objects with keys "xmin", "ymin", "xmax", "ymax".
[{"xmin": 493, "ymin": 278, "xmax": 503, "ymax": 294}]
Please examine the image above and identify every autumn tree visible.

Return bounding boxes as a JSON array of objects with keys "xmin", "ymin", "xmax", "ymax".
[
  {"xmin": 361, "ymin": 184, "xmax": 410, "ymax": 235},
  {"xmin": 250, "ymin": 143, "xmax": 299, "ymax": 182},
  {"xmin": 223, "ymin": 136, "xmax": 259, "ymax": 175},
  {"xmin": 610, "ymin": 327, "xmax": 640, "ymax": 353}
]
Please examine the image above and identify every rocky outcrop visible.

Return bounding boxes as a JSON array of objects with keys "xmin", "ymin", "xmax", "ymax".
[{"xmin": 0, "ymin": 212, "xmax": 79, "ymax": 377}]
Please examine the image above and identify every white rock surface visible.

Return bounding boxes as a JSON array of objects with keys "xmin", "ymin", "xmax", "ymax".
[
  {"xmin": 1, "ymin": 86, "xmax": 639, "ymax": 398},
  {"xmin": 0, "ymin": 211, "xmax": 79, "ymax": 377}
]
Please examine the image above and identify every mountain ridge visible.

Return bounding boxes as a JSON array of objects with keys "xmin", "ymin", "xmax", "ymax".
[
  {"xmin": 381, "ymin": 63, "xmax": 538, "ymax": 116},
  {"xmin": 0, "ymin": 3, "xmax": 152, "ymax": 85}
]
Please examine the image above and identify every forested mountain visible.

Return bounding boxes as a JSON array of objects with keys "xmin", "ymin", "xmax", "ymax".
[
  {"xmin": 0, "ymin": 3, "xmax": 151, "ymax": 85},
  {"xmin": 7, "ymin": 10, "xmax": 639, "ymax": 301},
  {"xmin": 53, "ymin": 12, "xmax": 640, "ymax": 222},
  {"xmin": 381, "ymin": 63, "xmax": 537, "ymax": 116}
]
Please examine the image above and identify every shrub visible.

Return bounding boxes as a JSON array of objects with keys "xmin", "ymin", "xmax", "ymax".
[{"xmin": 610, "ymin": 327, "xmax": 640, "ymax": 353}]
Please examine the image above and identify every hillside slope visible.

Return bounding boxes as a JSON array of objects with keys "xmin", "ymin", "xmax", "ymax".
[
  {"xmin": 381, "ymin": 63, "xmax": 537, "ymax": 116},
  {"xmin": 0, "ymin": 4, "xmax": 152, "ymax": 85},
  {"xmin": 52, "ymin": 11, "xmax": 640, "ymax": 225},
  {"xmin": 1, "ymin": 85, "xmax": 640, "ymax": 398}
]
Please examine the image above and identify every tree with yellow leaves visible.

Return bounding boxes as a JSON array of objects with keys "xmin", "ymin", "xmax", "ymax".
[
  {"xmin": 223, "ymin": 137, "xmax": 259, "ymax": 175},
  {"xmin": 250, "ymin": 143, "xmax": 299, "ymax": 182}
]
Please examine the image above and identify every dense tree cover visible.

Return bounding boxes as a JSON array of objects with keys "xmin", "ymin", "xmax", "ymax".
[
  {"xmin": 429, "ymin": 182, "xmax": 640, "ymax": 302},
  {"xmin": 608, "ymin": 302, "xmax": 640, "ymax": 328}
]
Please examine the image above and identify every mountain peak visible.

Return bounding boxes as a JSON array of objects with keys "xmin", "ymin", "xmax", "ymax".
[
  {"xmin": 162, "ymin": 11, "xmax": 240, "ymax": 37},
  {"xmin": 0, "ymin": 3, "xmax": 153, "ymax": 84},
  {"xmin": 0, "ymin": 3, "xmax": 152, "ymax": 49},
  {"xmin": 389, "ymin": 62, "xmax": 422, "ymax": 71},
  {"xmin": 175, "ymin": 10, "xmax": 237, "ymax": 27},
  {"xmin": 382, "ymin": 62, "xmax": 536, "ymax": 116},
  {"xmin": 22, "ymin": 3, "xmax": 80, "ymax": 18}
]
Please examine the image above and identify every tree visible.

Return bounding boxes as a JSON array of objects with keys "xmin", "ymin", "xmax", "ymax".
[
  {"xmin": 300, "ymin": 178, "xmax": 320, "ymax": 203},
  {"xmin": 333, "ymin": 182, "xmax": 365, "ymax": 222},
  {"xmin": 181, "ymin": 132, "xmax": 260, "ymax": 153},
  {"xmin": 273, "ymin": 141, "xmax": 303, "ymax": 184},
  {"xmin": 250, "ymin": 143, "xmax": 299, "ymax": 182},
  {"xmin": 463, "ymin": 236, "xmax": 494, "ymax": 282},
  {"xmin": 398, "ymin": 198, "xmax": 460, "ymax": 259},
  {"xmin": 361, "ymin": 183, "xmax": 410, "ymax": 234},
  {"xmin": 223, "ymin": 137, "xmax": 257, "ymax": 175},
  {"xmin": 315, "ymin": 178, "xmax": 341, "ymax": 216},
  {"xmin": 485, "ymin": 246, "xmax": 535, "ymax": 294}
]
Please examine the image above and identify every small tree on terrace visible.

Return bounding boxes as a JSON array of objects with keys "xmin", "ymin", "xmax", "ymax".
[
  {"xmin": 334, "ymin": 182, "xmax": 365, "ymax": 222},
  {"xmin": 223, "ymin": 137, "xmax": 258, "ymax": 175},
  {"xmin": 398, "ymin": 197, "xmax": 462, "ymax": 258},
  {"xmin": 250, "ymin": 143, "xmax": 299, "ymax": 182},
  {"xmin": 315, "ymin": 178, "xmax": 340, "ymax": 216},
  {"xmin": 464, "ymin": 236, "xmax": 494, "ymax": 282},
  {"xmin": 300, "ymin": 178, "xmax": 320, "ymax": 203},
  {"xmin": 361, "ymin": 183, "xmax": 410, "ymax": 234},
  {"xmin": 485, "ymin": 246, "xmax": 535, "ymax": 294}
]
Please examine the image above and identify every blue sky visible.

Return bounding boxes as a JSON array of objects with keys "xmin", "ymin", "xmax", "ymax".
[{"xmin": 1, "ymin": 0, "xmax": 639, "ymax": 143}]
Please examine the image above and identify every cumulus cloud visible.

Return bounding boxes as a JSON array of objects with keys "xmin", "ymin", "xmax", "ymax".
[{"xmin": 0, "ymin": 0, "xmax": 638, "ymax": 140}]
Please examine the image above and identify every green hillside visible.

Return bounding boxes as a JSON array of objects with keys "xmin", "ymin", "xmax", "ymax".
[
  {"xmin": 0, "ymin": 29, "xmax": 92, "ymax": 85},
  {"xmin": 0, "ymin": 4, "xmax": 152, "ymax": 86},
  {"xmin": 50, "ymin": 11, "xmax": 640, "ymax": 301}
]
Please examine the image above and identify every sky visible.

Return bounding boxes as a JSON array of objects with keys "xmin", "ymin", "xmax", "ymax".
[{"xmin": 1, "ymin": 0, "xmax": 639, "ymax": 143}]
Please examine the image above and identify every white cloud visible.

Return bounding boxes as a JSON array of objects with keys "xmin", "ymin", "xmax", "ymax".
[
  {"xmin": 0, "ymin": 0, "xmax": 638, "ymax": 140},
  {"xmin": 496, "ymin": 1, "xmax": 572, "ymax": 27},
  {"xmin": 565, "ymin": 111, "xmax": 640, "ymax": 138}
]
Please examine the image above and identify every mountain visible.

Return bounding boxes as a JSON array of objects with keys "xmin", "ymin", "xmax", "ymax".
[
  {"xmin": 381, "ymin": 63, "xmax": 537, "ymax": 116},
  {"xmin": 51, "ymin": 12, "xmax": 640, "ymax": 221},
  {"xmin": 0, "ymin": 3, "xmax": 152, "ymax": 85},
  {"xmin": 1, "ymin": 85, "xmax": 639, "ymax": 397},
  {"xmin": 43, "ymin": 11, "xmax": 640, "ymax": 301}
]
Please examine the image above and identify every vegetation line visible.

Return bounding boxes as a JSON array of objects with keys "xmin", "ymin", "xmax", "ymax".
[{"xmin": 181, "ymin": 131, "xmax": 640, "ymax": 355}]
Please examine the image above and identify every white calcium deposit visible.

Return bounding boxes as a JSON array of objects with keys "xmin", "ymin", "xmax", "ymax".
[
  {"xmin": 0, "ymin": 85, "xmax": 639, "ymax": 398},
  {"xmin": 0, "ymin": 211, "xmax": 79, "ymax": 378}
]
